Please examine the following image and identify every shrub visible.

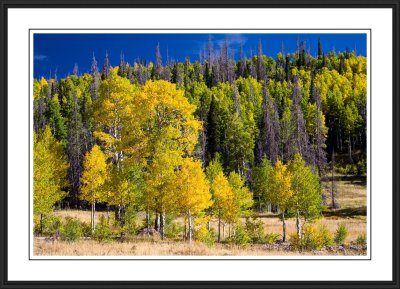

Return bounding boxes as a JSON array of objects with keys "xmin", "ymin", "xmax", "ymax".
[
  {"xmin": 356, "ymin": 159, "xmax": 367, "ymax": 175},
  {"xmin": 41, "ymin": 215, "xmax": 62, "ymax": 236},
  {"xmin": 165, "ymin": 221, "xmax": 184, "ymax": 239},
  {"xmin": 194, "ymin": 226, "xmax": 216, "ymax": 246},
  {"xmin": 93, "ymin": 215, "xmax": 112, "ymax": 242},
  {"xmin": 165, "ymin": 214, "xmax": 184, "ymax": 239},
  {"xmin": 61, "ymin": 217, "xmax": 82, "ymax": 242},
  {"xmin": 291, "ymin": 224, "xmax": 334, "ymax": 251},
  {"xmin": 80, "ymin": 222, "xmax": 92, "ymax": 237},
  {"xmin": 244, "ymin": 217, "xmax": 265, "ymax": 244},
  {"xmin": 356, "ymin": 234, "xmax": 367, "ymax": 245},
  {"xmin": 334, "ymin": 223, "xmax": 348, "ymax": 244},
  {"xmin": 317, "ymin": 225, "xmax": 334, "ymax": 248},
  {"xmin": 228, "ymin": 223, "xmax": 252, "ymax": 247},
  {"xmin": 264, "ymin": 233, "xmax": 281, "ymax": 244}
]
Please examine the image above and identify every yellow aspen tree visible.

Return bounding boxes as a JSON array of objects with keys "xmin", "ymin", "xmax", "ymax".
[
  {"xmin": 172, "ymin": 158, "xmax": 212, "ymax": 242},
  {"xmin": 269, "ymin": 160, "xmax": 293, "ymax": 242},
  {"xmin": 34, "ymin": 126, "xmax": 68, "ymax": 234},
  {"xmin": 145, "ymin": 147, "xmax": 181, "ymax": 239},
  {"xmin": 212, "ymin": 172, "xmax": 234, "ymax": 242},
  {"xmin": 228, "ymin": 171, "xmax": 254, "ymax": 220},
  {"xmin": 137, "ymin": 80, "xmax": 201, "ymax": 238},
  {"xmin": 93, "ymin": 68, "xmax": 139, "ymax": 224},
  {"xmin": 80, "ymin": 145, "xmax": 108, "ymax": 232},
  {"xmin": 288, "ymin": 153, "xmax": 323, "ymax": 239}
]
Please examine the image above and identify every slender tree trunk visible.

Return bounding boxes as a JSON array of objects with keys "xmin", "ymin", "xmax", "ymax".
[
  {"xmin": 106, "ymin": 205, "xmax": 110, "ymax": 226},
  {"xmin": 331, "ymin": 148, "xmax": 337, "ymax": 209},
  {"xmin": 160, "ymin": 212, "xmax": 165, "ymax": 240},
  {"xmin": 40, "ymin": 213, "xmax": 44, "ymax": 235},
  {"xmin": 183, "ymin": 216, "xmax": 187, "ymax": 241},
  {"xmin": 154, "ymin": 212, "xmax": 160, "ymax": 232},
  {"xmin": 90, "ymin": 202, "xmax": 93, "ymax": 232},
  {"xmin": 282, "ymin": 211, "xmax": 286, "ymax": 242},
  {"xmin": 91, "ymin": 201, "xmax": 96, "ymax": 232},
  {"xmin": 296, "ymin": 206, "xmax": 301, "ymax": 239},
  {"xmin": 188, "ymin": 210, "xmax": 192, "ymax": 242},
  {"xmin": 218, "ymin": 214, "xmax": 221, "ymax": 243},
  {"xmin": 146, "ymin": 207, "xmax": 150, "ymax": 237}
]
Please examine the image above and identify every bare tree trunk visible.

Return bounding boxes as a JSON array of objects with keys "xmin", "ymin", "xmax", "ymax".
[
  {"xmin": 183, "ymin": 216, "xmax": 187, "ymax": 241},
  {"xmin": 91, "ymin": 202, "xmax": 93, "ymax": 232},
  {"xmin": 296, "ymin": 207, "xmax": 301, "ymax": 239},
  {"xmin": 106, "ymin": 205, "xmax": 110, "ymax": 225},
  {"xmin": 160, "ymin": 212, "xmax": 165, "ymax": 240},
  {"xmin": 40, "ymin": 213, "xmax": 44, "ymax": 235},
  {"xmin": 282, "ymin": 211, "xmax": 286, "ymax": 242},
  {"xmin": 331, "ymin": 148, "xmax": 338, "ymax": 209},
  {"xmin": 146, "ymin": 209, "xmax": 150, "ymax": 237},
  {"xmin": 188, "ymin": 210, "xmax": 192, "ymax": 242},
  {"xmin": 218, "ymin": 215, "xmax": 221, "ymax": 243},
  {"xmin": 91, "ymin": 201, "xmax": 96, "ymax": 232}
]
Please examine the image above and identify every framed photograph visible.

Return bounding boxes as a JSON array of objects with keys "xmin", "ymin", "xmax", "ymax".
[{"xmin": 1, "ymin": 1, "xmax": 399, "ymax": 288}]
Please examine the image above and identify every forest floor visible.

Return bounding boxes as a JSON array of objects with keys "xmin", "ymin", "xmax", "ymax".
[{"xmin": 34, "ymin": 174, "xmax": 367, "ymax": 257}]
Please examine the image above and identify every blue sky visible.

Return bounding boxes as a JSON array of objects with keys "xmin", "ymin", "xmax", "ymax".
[{"xmin": 33, "ymin": 33, "xmax": 367, "ymax": 79}]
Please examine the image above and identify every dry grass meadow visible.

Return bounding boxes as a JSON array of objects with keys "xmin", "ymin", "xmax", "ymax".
[
  {"xmin": 34, "ymin": 176, "xmax": 367, "ymax": 257},
  {"xmin": 34, "ymin": 237, "xmax": 366, "ymax": 257}
]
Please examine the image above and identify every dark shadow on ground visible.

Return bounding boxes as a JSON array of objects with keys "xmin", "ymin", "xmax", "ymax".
[{"xmin": 322, "ymin": 206, "xmax": 367, "ymax": 217}]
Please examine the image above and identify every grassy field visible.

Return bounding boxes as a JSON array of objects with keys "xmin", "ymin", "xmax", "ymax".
[
  {"xmin": 322, "ymin": 175, "xmax": 367, "ymax": 209},
  {"xmin": 34, "ymin": 237, "xmax": 366, "ymax": 256},
  {"xmin": 35, "ymin": 175, "xmax": 367, "ymax": 256}
]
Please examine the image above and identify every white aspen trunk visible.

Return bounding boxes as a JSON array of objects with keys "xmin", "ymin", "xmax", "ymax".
[
  {"xmin": 160, "ymin": 211, "xmax": 165, "ymax": 240},
  {"xmin": 188, "ymin": 210, "xmax": 192, "ymax": 243},
  {"xmin": 296, "ymin": 207, "xmax": 301, "ymax": 239},
  {"xmin": 92, "ymin": 201, "xmax": 96, "ymax": 231}
]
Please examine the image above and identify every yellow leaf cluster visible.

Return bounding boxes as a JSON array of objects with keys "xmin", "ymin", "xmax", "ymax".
[
  {"xmin": 269, "ymin": 160, "xmax": 293, "ymax": 211},
  {"xmin": 172, "ymin": 158, "xmax": 212, "ymax": 215},
  {"xmin": 80, "ymin": 145, "xmax": 108, "ymax": 203}
]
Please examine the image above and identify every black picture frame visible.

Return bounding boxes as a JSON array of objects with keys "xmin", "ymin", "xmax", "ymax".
[{"xmin": 0, "ymin": 1, "xmax": 399, "ymax": 288}]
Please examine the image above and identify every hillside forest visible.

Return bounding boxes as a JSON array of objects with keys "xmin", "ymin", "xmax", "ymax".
[{"xmin": 33, "ymin": 36, "xmax": 367, "ymax": 254}]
